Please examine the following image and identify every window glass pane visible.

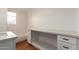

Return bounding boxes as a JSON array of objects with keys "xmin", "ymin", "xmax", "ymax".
[
  {"xmin": 8, "ymin": 12, "xmax": 16, "ymax": 16},
  {"xmin": 7, "ymin": 12, "xmax": 16, "ymax": 24},
  {"xmin": 8, "ymin": 17, "xmax": 16, "ymax": 20}
]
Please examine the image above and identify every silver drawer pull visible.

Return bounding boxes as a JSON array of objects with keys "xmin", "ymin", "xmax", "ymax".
[
  {"xmin": 63, "ymin": 46, "xmax": 69, "ymax": 49},
  {"xmin": 63, "ymin": 38, "xmax": 69, "ymax": 41}
]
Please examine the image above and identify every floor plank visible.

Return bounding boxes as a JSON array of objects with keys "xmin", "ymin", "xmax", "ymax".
[{"xmin": 16, "ymin": 40, "xmax": 38, "ymax": 50}]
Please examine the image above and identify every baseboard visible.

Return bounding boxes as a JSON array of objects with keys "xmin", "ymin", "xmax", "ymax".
[
  {"xmin": 16, "ymin": 34, "xmax": 27, "ymax": 43},
  {"xmin": 16, "ymin": 40, "xmax": 27, "ymax": 43}
]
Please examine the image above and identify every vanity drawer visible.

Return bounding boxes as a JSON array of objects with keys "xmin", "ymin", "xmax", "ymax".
[
  {"xmin": 58, "ymin": 35, "xmax": 76, "ymax": 44},
  {"xmin": 58, "ymin": 41, "xmax": 76, "ymax": 50}
]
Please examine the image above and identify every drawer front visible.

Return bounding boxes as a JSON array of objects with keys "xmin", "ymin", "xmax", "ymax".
[
  {"xmin": 58, "ymin": 41, "xmax": 76, "ymax": 50},
  {"xmin": 58, "ymin": 35, "xmax": 76, "ymax": 45}
]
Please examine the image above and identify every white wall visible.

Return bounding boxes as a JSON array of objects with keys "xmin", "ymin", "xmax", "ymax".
[
  {"xmin": 26, "ymin": 9, "xmax": 32, "ymax": 43},
  {"xmin": 8, "ymin": 9, "xmax": 28, "ymax": 42},
  {"xmin": 31, "ymin": 8, "xmax": 77, "ymax": 32},
  {"xmin": 0, "ymin": 8, "xmax": 7, "ymax": 32},
  {"xmin": 6, "ymin": 8, "xmax": 79, "ymax": 42},
  {"xmin": 77, "ymin": 9, "xmax": 79, "ymax": 33}
]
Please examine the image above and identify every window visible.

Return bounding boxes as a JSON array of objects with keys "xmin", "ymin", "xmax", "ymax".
[{"xmin": 7, "ymin": 12, "xmax": 16, "ymax": 24}]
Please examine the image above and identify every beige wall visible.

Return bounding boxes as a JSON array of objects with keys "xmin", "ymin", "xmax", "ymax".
[
  {"xmin": 7, "ymin": 8, "xmax": 79, "ymax": 42},
  {"xmin": 31, "ymin": 8, "xmax": 77, "ymax": 32},
  {"xmin": 77, "ymin": 9, "xmax": 79, "ymax": 33},
  {"xmin": 0, "ymin": 8, "xmax": 7, "ymax": 32},
  {"xmin": 7, "ymin": 9, "xmax": 28, "ymax": 42}
]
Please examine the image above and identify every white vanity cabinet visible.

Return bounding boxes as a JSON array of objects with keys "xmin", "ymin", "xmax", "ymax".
[
  {"xmin": 57, "ymin": 35, "xmax": 79, "ymax": 50},
  {"xmin": 29, "ymin": 28, "xmax": 79, "ymax": 50},
  {"xmin": 0, "ymin": 39, "xmax": 16, "ymax": 50},
  {"xmin": 0, "ymin": 32, "xmax": 17, "ymax": 50}
]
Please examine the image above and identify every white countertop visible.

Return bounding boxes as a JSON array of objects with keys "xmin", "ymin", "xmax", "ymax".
[
  {"xmin": 0, "ymin": 32, "xmax": 17, "ymax": 40},
  {"xmin": 31, "ymin": 27, "xmax": 79, "ymax": 38}
]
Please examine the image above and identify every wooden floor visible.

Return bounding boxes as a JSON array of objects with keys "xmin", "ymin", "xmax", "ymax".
[{"xmin": 16, "ymin": 40, "xmax": 38, "ymax": 50}]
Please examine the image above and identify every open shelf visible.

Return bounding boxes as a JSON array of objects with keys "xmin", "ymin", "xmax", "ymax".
[
  {"xmin": 31, "ymin": 31, "xmax": 57, "ymax": 50},
  {"xmin": 32, "ymin": 39, "xmax": 57, "ymax": 50}
]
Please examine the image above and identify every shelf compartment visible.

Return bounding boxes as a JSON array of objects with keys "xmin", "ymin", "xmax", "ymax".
[{"xmin": 31, "ymin": 31, "xmax": 57, "ymax": 50}]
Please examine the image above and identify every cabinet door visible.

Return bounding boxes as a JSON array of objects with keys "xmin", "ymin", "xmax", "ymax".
[
  {"xmin": 0, "ymin": 39, "xmax": 16, "ymax": 50},
  {"xmin": 0, "ymin": 8, "xmax": 7, "ymax": 32}
]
